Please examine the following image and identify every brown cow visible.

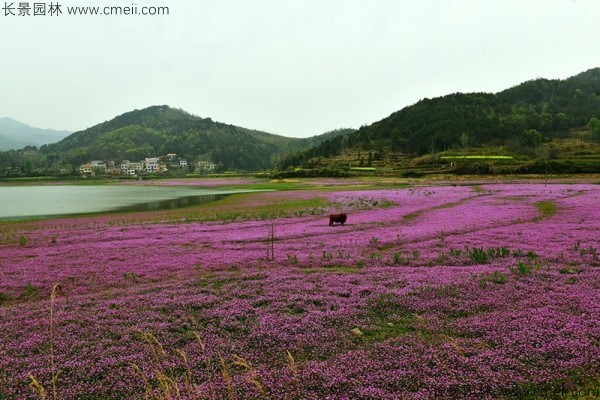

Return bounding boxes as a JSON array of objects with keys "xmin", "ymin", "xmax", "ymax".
[{"xmin": 329, "ymin": 213, "xmax": 347, "ymax": 226}]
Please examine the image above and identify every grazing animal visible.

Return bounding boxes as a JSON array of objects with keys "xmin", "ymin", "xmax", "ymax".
[{"xmin": 329, "ymin": 213, "xmax": 347, "ymax": 226}]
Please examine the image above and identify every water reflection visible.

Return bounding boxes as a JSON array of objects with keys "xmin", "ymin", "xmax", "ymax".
[
  {"xmin": 117, "ymin": 193, "xmax": 227, "ymax": 212},
  {"xmin": 0, "ymin": 185, "xmax": 258, "ymax": 221}
]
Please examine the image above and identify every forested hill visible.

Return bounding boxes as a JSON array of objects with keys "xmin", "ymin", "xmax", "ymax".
[
  {"xmin": 40, "ymin": 106, "xmax": 350, "ymax": 170},
  {"xmin": 276, "ymin": 67, "xmax": 600, "ymax": 169}
]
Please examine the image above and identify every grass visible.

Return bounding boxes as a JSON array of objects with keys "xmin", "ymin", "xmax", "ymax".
[
  {"xmin": 299, "ymin": 264, "xmax": 363, "ymax": 274},
  {"xmin": 534, "ymin": 200, "xmax": 558, "ymax": 218},
  {"xmin": 349, "ymin": 167, "xmax": 377, "ymax": 171},
  {"xmin": 359, "ymin": 315, "xmax": 418, "ymax": 342},
  {"xmin": 441, "ymin": 155, "xmax": 514, "ymax": 160},
  {"xmin": 478, "ymin": 271, "xmax": 508, "ymax": 288},
  {"xmin": 28, "ymin": 286, "xmax": 293, "ymax": 400},
  {"xmin": 29, "ymin": 284, "xmax": 62, "ymax": 400}
]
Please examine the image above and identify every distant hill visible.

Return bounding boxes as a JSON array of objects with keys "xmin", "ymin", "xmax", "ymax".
[
  {"xmin": 276, "ymin": 67, "xmax": 600, "ymax": 170},
  {"xmin": 41, "ymin": 106, "xmax": 352, "ymax": 170},
  {"xmin": 0, "ymin": 117, "xmax": 71, "ymax": 151}
]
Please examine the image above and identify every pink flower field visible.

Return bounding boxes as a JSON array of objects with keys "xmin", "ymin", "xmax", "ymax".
[{"xmin": 0, "ymin": 183, "xmax": 598, "ymax": 399}]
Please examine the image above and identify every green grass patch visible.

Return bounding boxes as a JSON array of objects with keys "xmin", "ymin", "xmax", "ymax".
[
  {"xmin": 299, "ymin": 264, "xmax": 363, "ymax": 274},
  {"xmin": 478, "ymin": 271, "xmax": 508, "ymax": 288},
  {"xmin": 0, "ymin": 292, "xmax": 12, "ymax": 306},
  {"xmin": 360, "ymin": 316, "xmax": 417, "ymax": 341},
  {"xmin": 403, "ymin": 211, "xmax": 421, "ymax": 221},
  {"xmin": 349, "ymin": 167, "xmax": 377, "ymax": 171},
  {"xmin": 441, "ymin": 155, "xmax": 514, "ymax": 160},
  {"xmin": 534, "ymin": 200, "xmax": 557, "ymax": 218},
  {"xmin": 286, "ymin": 302, "xmax": 306, "ymax": 315},
  {"xmin": 356, "ymin": 293, "xmax": 421, "ymax": 342}
]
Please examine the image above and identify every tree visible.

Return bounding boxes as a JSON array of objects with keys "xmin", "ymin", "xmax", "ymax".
[
  {"xmin": 521, "ymin": 129, "xmax": 544, "ymax": 156},
  {"xmin": 587, "ymin": 117, "xmax": 600, "ymax": 141},
  {"xmin": 553, "ymin": 113, "xmax": 570, "ymax": 132},
  {"xmin": 21, "ymin": 159, "xmax": 36, "ymax": 175},
  {"xmin": 459, "ymin": 132, "xmax": 470, "ymax": 152}
]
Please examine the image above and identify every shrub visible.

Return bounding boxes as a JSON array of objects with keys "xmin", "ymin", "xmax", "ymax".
[
  {"xmin": 452, "ymin": 162, "xmax": 496, "ymax": 175},
  {"xmin": 24, "ymin": 283, "xmax": 38, "ymax": 297},
  {"xmin": 400, "ymin": 170, "xmax": 425, "ymax": 178},
  {"xmin": 511, "ymin": 262, "xmax": 532, "ymax": 275},
  {"xmin": 478, "ymin": 271, "xmax": 508, "ymax": 288},
  {"xmin": 470, "ymin": 247, "xmax": 489, "ymax": 264},
  {"xmin": 0, "ymin": 292, "xmax": 12, "ymax": 306}
]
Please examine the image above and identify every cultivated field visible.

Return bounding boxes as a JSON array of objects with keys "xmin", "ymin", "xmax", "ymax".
[{"xmin": 0, "ymin": 180, "xmax": 598, "ymax": 399}]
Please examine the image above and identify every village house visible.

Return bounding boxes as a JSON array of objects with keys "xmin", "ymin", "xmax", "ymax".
[
  {"xmin": 144, "ymin": 157, "xmax": 160, "ymax": 173},
  {"xmin": 91, "ymin": 160, "xmax": 106, "ymax": 172},
  {"xmin": 79, "ymin": 163, "xmax": 94, "ymax": 176},
  {"xmin": 118, "ymin": 160, "xmax": 135, "ymax": 175},
  {"xmin": 106, "ymin": 167, "xmax": 122, "ymax": 175},
  {"xmin": 79, "ymin": 154, "xmax": 190, "ymax": 176},
  {"xmin": 197, "ymin": 161, "xmax": 216, "ymax": 170}
]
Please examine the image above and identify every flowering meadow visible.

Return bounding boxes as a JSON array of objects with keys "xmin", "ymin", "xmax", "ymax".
[{"xmin": 0, "ymin": 181, "xmax": 598, "ymax": 399}]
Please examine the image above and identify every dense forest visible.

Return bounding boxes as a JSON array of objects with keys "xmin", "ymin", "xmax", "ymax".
[{"xmin": 276, "ymin": 68, "xmax": 600, "ymax": 170}]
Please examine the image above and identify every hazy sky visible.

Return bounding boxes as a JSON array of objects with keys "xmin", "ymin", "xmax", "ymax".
[{"xmin": 1, "ymin": 0, "xmax": 599, "ymax": 137}]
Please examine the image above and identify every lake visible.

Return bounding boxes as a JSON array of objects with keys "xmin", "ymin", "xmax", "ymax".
[{"xmin": 0, "ymin": 185, "xmax": 258, "ymax": 220}]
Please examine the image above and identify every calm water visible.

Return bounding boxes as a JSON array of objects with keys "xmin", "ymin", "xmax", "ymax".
[{"xmin": 0, "ymin": 185, "xmax": 255, "ymax": 220}]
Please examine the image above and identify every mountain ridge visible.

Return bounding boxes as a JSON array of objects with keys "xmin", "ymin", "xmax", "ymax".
[
  {"xmin": 2, "ymin": 67, "xmax": 599, "ymax": 175},
  {"xmin": 275, "ymin": 67, "xmax": 600, "ymax": 170},
  {"xmin": 0, "ymin": 117, "xmax": 71, "ymax": 151}
]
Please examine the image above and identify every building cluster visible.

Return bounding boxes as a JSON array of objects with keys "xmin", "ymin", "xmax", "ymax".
[{"xmin": 79, "ymin": 154, "xmax": 216, "ymax": 176}]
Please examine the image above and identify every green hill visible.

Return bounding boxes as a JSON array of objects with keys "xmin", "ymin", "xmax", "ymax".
[
  {"xmin": 3, "ymin": 67, "xmax": 600, "ymax": 177},
  {"xmin": 40, "ymin": 106, "xmax": 351, "ymax": 171},
  {"xmin": 276, "ymin": 68, "xmax": 600, "ymax": 172}
]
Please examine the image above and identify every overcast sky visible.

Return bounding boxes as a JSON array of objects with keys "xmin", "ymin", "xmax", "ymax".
[{"xmin": 1, "ymin": 0, "xmax": 599, "ymax": 137}]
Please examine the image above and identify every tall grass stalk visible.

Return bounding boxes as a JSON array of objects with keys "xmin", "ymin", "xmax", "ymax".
[
  {"xmin": 233, "ymin": 355, "xmax": 267, "ymax": 399},
  {"xmin": 131, "ymin": 329, "xmax": 209, "ymax": 400},
  {"xmin": 220, "ymin": 354, "xmax": 236, "ymax": 400},
  {"xmin": 28, "ymin": 374, "xmax": 47, "ymax": 400},
  {"xmin": 29, "ymin": 284, "xmax": 62, "ymax": 400},
  {"xmin": 48, "ymin": 284, "xmax": 62, "ymax": 400}
]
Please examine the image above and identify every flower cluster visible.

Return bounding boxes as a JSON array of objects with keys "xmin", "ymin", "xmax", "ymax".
[{"xmin": 0, "ymin": 183, "xmax": 598, "ymax": 399}]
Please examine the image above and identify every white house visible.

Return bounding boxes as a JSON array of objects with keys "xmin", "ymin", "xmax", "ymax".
[
  {"xmin": 120, "ymin": 160, "xmax": 131, "ymax": 172},
  {"xmin": 144, "ymin": 158, "xmax": 160, "ymax": 173},
  {"xmin": 197, "ymin": 161, "xmax": 216, "ymax": 170},
  {"xmin": 119, "ymin": 160, "xmax": 139, "ymax": 175},
  {"xmin": 91, "ymin": 160, "xmax": 106, "ymax": 172}
]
